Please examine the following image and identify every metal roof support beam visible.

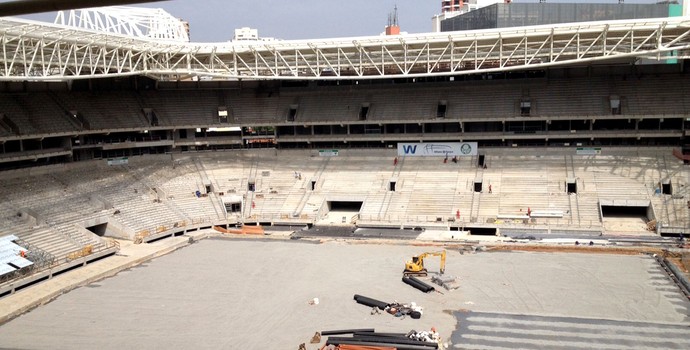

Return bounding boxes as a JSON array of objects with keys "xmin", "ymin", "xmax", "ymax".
[
  {"xmin": 383, "ymin": 45, "xmax": 404, "ymax": 75},
  {"xmin": 2, "ymin": 17, "xmax": 690, "ymax": 80}
]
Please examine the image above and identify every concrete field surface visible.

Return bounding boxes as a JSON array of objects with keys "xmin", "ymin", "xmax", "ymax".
[{"xmin": 0, "ymin": 238, "xmax": 688, "ymax": 350}]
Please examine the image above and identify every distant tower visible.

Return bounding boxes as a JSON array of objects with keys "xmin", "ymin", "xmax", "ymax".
[
  {"xmin": 385, "ymin": 5, "xmax": 400, "ymax": 35},
  {"xmin": 442, "ymin": 0, "xmax": 463, "ymax": 13},
  {"xmin": 180, "ymin": 19, "xmax": 190, "ymax": 40}
]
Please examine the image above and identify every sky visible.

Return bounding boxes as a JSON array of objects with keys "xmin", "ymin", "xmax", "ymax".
[{"xmin": 0, "ymin": 0, "xmax": 670, "ymax": 42}]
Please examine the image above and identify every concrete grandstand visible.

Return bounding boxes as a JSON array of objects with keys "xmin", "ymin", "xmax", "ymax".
[{"xmin": 0, "ymin": 3, "xmax": 689, "ymax": 349}]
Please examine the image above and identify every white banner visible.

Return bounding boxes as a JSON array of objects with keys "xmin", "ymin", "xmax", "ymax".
[
  {"xmin": 107, "ymin": 157, "xmax": 129, "ymax": 166},
  {"xmin": 318, "ymin": 149, "xmax": 339, "ymax": 157},
  {"xmin": 397, "ymin": 142, "xmax": 478, "ymax": 157},
  {"xmin": 576, "ymin": 147, "xmax": 601, "ymax": 155}
]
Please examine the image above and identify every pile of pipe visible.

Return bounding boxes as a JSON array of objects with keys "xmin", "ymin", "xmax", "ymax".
[
  {"xmin": 353, "ymin": 294, "xmax": 389, "ymax": 310},
  {"xmin": 321, "ymin": 328, "xmax": 440, "ymax": 350},
  {"xmin": 402, "ymin": 276, "xmax": 435, "ymax": 293},
  {"xmin": 353, "ymin": 294, "xmax": 423, "ymax": 319}
]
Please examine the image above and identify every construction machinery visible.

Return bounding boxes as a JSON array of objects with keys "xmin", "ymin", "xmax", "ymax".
[{"xmin": 403, "ymin": 250, "xmax": 446, "ymax": 277}]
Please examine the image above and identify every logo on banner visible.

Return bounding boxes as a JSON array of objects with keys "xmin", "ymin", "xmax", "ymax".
[
  {"xmin": 402, "ymin": 145, "xmax": 418, "ymax": 154},
  {"xmin": 424, "ymin": 144, "xmax": 452, "ymax": 155},
  {"xmin": 398, "ymin": 142, "xmax": 478, "ymax": 157}
]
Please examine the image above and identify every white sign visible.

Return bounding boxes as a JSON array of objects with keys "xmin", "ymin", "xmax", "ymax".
[
  {"xmin": 397, "ymin": 142, "xmax": 478, "ymax": 157},
  {"xmin": 318, "ymin": 149, "xmax": 339, "ymax": 157},
  {"xmin": 107, "ymin": 157, "xmax": 129, "ymax": 166},
  {"xmin": 576, "ymin": 147, "xmax": 601, "ymax": 155}
]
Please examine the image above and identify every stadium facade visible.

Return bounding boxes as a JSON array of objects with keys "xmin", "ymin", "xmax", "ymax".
[
  {"xmin": 0, "ymin": 62, "xmax": 688, "ymax": 169},
  {"xmin": 0, "ymin": 9, "xmax": 688, "ymax": 169}
]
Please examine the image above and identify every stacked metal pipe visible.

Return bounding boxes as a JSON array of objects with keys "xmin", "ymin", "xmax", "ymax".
[{"xmin": 321, "ymin": 329, "xmax": 439, "ymax": 350}]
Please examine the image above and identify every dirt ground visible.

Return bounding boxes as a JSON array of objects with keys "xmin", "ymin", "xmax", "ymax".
[{"xmin": 0, "ymin": 238, "xmax": 688, "ymax": 349}]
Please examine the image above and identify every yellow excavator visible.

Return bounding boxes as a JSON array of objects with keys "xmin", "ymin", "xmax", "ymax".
[{"xmin": 403, "ymin": 250, "xmax": 446, "ymax": 277}]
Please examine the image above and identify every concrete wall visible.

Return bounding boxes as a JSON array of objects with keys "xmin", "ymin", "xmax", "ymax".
[{"xmin": 81, "ymin": 216, "xmax": 135, "ymax": 241}]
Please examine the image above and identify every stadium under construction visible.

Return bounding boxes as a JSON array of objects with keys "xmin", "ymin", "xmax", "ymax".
[{"xmin": 0, "ymin": 2, "xmax": 689, "ymax": 349}]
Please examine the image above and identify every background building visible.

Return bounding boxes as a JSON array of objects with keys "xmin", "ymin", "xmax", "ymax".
[
  {"xmin": 441, "ymin": 2, "xmax": 682, "ymax": 32},
  {"xmin": 434, "ymin": 0, "xmax": 507, "ymax": 32}
]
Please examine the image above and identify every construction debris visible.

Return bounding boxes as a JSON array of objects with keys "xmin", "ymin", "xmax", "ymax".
[
  {"xmin": 431, "ymin": 275, "xmax": 460, "ymax": 291},
  {"xmin": 385, "ymin": 302, "xmax": 423, "ymax": 319},
  {"xmin": 408, "ymin": 329, "xmax": 441, "ymax": 344},
  {"xmin": 353, "ymin": 295, "xmax": 424, "ymax": 319},
  {"xmin": 310, "ymin": 332, "xmax": 322, "ymax": 343},
  {"xmin": 321, "ymin": 328, "xmax": 441, "ymax": 349},
  {"xmin": 458, "ymin": 246, "xmax": 475, "ymax": 255},
  {"xmin": 647, "ymin": 220, "xmax": 657, "ymax": 231},
  {"xmin": 488, "ymin": 244, "xmax": 665, "ymax": 256},
  {"xmin": 213, "ymin": 225, "xmax": 264, "ymax": 235}
]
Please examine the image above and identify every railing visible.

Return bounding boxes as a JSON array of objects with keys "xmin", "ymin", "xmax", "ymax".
[
  {"xmin": 132, "ymin": 215, "xmax": 225, "ymax": 243},
  {"xmin": 0, "ymin": 236, "xmax": 121, "ymax": 292},
  {"xmin": 357, "ymin": 213, "xmax": 602, "ymax": 230},
  {"xmin": 0, "ymin": 238, "xmax": 57, "ymax": 285}
]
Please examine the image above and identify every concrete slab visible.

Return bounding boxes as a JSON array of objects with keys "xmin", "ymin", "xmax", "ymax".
[
  {"xmin": 0, "ymin": 235, "xmax": 193, "ymax": 324},
  {"xmin": 416, "ymin": 229, "xmax": 471, "ymax": 241},
  {"xmin": 453, "ymin": 311, "xmax": 690, "ymax": 349},
  {"xmin": 0, "ymin": 239, "xmax": 687, "ymax": 349}
]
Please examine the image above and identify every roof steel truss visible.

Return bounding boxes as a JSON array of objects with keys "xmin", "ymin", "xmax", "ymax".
[
  {"xmin": 0, "ymin": 17, "xmax": 689, "ymax": 81},
  {"xmin": 54, "ymin": 7, "xmax": 190, "ymax": 42}
]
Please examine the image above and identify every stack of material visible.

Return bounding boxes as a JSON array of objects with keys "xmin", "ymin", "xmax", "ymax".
[
  {"xmin": 353, "ymin": 294, "xmax": 389, "ymax": 310},
  {"xmin": 321, "ymin": 329, "xmax": 440, "ymax": 350},
  {"xmin": 430, "ymin": 275, "xmax": 460, "ymax": 291},
  {"xmin": 402, "ymin": 276, "xmax": 435, "ymax": 293},
  {"xmin": 353, "ymin": 294, "xmax": 423, "ymax": 319}
]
